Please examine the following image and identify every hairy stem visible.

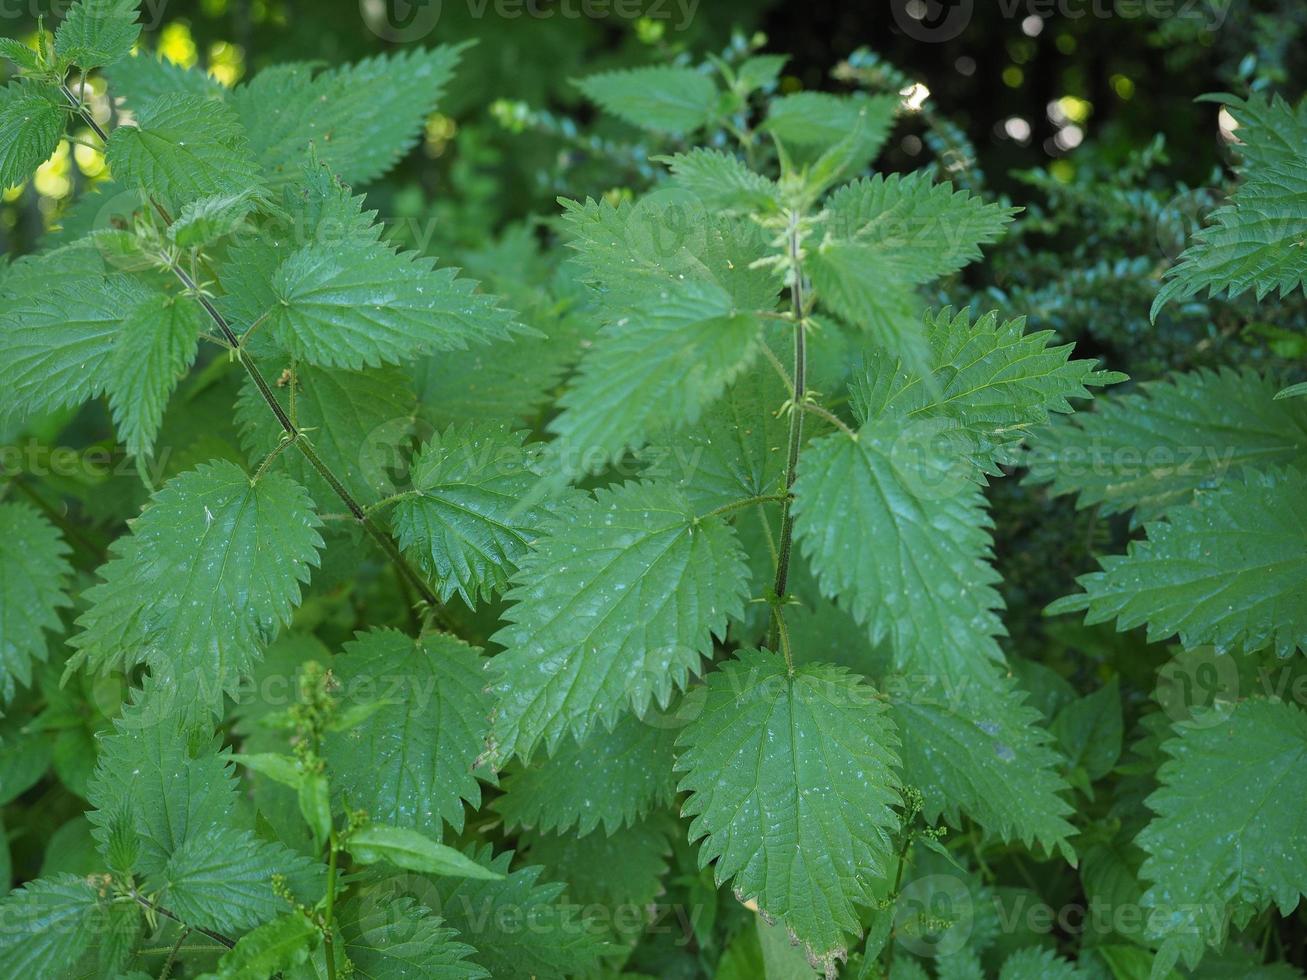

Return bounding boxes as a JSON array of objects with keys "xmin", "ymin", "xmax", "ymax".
[
  {"xmin": 61, "ymin": 82, "xmax": 107, "ymax": 141},
  {"xmin": 323, "ymin": 834, "xmax": 339, "ymax": 980},
  {"xmin": 702, "ymin": 493, "xmax": 789, "ymax": 522},
  {"xmin": 880, "ymin": 826, "xmax": 916, "ymax": 975},
  {"xmin": 800, "ymin": 399, "xmax": 856, "ymax": 438},
  {"xmin": 166, "ymin": 261, "xmax": 443, "ymax": 609},
  {"xmin": 158, "ymin": 926, "xmax": 190, "ymax": 980},
  {"xmin": 131, "ymin": 891, "xmax": 235, "ymax": 950},
  {"xmin": 61, "ymin": 84, "xmax": 444, "ymax": 611},
  {"xmin": 767, "ymin": 210, "xmax": 808, "ymax": 666}
]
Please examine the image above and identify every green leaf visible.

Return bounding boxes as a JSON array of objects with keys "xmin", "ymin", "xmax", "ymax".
[
  {"xmin": 390, "ymin": 424, "xmax": 568, "ymax": 604},
  {"xmin": 298, "ymin": 770, "xmax": 332, "ymax": 852},
  {"xmin": 998, "ymin": 947, "xmax": 1087, "ymax": 980},
  {"xmin": 232, "ymin": 45, "xmax": 465, "ymax": 186},
  {"xmin": 432, "ymin": 845, "xmax": 611, "ymax": 979},
  {"xmin": 105, "ymin": 94, "xmax": 261, "ymax": 209},
  {"xmin": 492, "ymin": 710, "xmax": 679, "ymax": 836},
  {"xmin": 676, "ymin": 651, "xmax": 902, "ymax": 968},
  {"xmin": 0, "ymin": 257, "xmax": 153, "ymax": 425},
  {"xmin": 69, "ymin": 460, "xmax": 323, "ymax": 708},
  {"xmin": 888, "ymin": 667, "xmax": 1077, "ymax": 860},
  {"xmin": 0, "ymin": 874, "xmax": 104, "ymax": 977},
  {"xmin": 0, "ymin": 503, "xmax": 72, "ymax": 700},
  {"xmin": 575, "ymin": 65, "xmax": 717, "ymax": 134},
  {"xmin": 411, "ymin": 309, "xmax": 587, "ymax": 430},
  {"xmin": 559, "ymin": 195, "xmax": 776, "ymax": 308},
  {"xmin": 806, "ymin": 245, "xmax": 924, "ymax": 357},
  {"xmin": 1027, "ymin": 368, "xmax": 1307, "ymax": 524},
  {"xmin": 520, "ymin": 816, "xmax": 671, "ymax": 910},
  {"xmin": 168, "ymin": 189, "xmax": 263, "ymax": 249},
  {"xmin": 347, "ymin": 824, "xmax": 502, "ymax": 879},
  {"xmin": 763, "ymin": 92, "xmax": 897, "ymax": 178},
  {"xmin": 154, "ymin": 825, "xmax": 321, "ymax": 934},
  {"xmin": 1138, "ymin": 698, "xmax": 1307, "ymax": 969},
  {"xmin": 54, "ymin": 0, "xmax": 141, "ymax": 69},
  {"xmin": 105, "ymin": 292, "xmax": 205, "ymax": 460},
  {"xmin": 332, "ymin": 893, "xmax": 486, "ymax": 980},
  {"xmin": 0, "ymin": 38, "xmax": 42, "ymax": 73},
  {"xmin": 819, "ymin": 173, "xmax": 1017, "ymax": 281},
  {"xmin": 792, "ymin": 422, "xmax": 1005, "ymax": 681},
  {"xmin": 1051, "ymin": 677, "xmax": 1124, "ymax": 785},
  {"xmin": 735, "ymin": 54, "xmax": 789, "ymax": 94},
  {"xmin": 640, "ymin": 368, "xmax": 790, "ymax": 513},
  {"xmin": 0, "ymin": 80, "xmax": 66, "ymax": 192},
  {"xmin": 323, "ymin": 629, "xmax": 492, "ymax": 839},
  {"xmin": 86, "ymin": 895, "xmax": 142, "ymax": 978},
  {"xmin": 108, "ymin": 51, "xmax": 226, "ymax": 108},
  {"xmin": 87, "ymin": 693, "xmax": 238, "ymax": 876},
  {"xmin": 1051, "ymin": 467, "xmax": 1307, "ymax": 657},
  {"xmin": 232, "ymin": 752, "xmax": 304, "ymax": 789},
  {"xmin": 715, "ymin": 921, "xmax": 767, "ymax": 980},
  {"xmin": 235, "ymin": 359, "xmax": 416, "ymax": 506},
  {"xmin": 663, "ymin": 148, "xmax": 780, "ymax": 212},
  {"xmin": 265, "ymin": 237, "xmax": 522, "ymax": 370},
  {"xmin": 0, "ymin": 698, "xmax": 53, "ymax": 806},
  {"xmin": 757, "ymin": 913, "xmax": 823, "ymax": 979},
  {"xmin": 210, "ymin": 910, "xmax": 319, "ymax": 979},
  {"xmin": 1154, "ymin": 93, "xmax": 1307, "ymax": 315},
  {"xmin": 856, "ymin": 307, "xmax": 1122, "ymax": 472},
  {"xmin": 215, "ymin": 161, "xmax": 376, "ymax": 328},
  {"xmin": 547, "ymin": 280, "xmax": 762, "ymax": 474},
  {"xmin": 487, "ymin": 482, "xmax": 749, "ymax": 763}
]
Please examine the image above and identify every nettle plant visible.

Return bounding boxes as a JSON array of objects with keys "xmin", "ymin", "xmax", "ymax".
[
  {"xmin": 1029, "ymin": 90, "xmax": 1307, "ymax": 978},
  {"xmin": 1, "ymin": 2, "xmax": 1303, "ymax": 979}
]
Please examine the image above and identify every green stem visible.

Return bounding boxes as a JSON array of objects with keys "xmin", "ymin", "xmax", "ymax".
[
  {"xmin": 158, "ymin": 927, "xmax": 190, "ymax": 980},
  {"xmin": 252, "ymin": 433, "xmax": 297, "ymax": 482},
  {"xmin": 323, "ymin": 834, "xmax": 339, "ymax": 980},
  {"xmin": 766, "ymin": 211, "xmax": 808, "ymax": 664},
  {"xmin": 801, "ymin": 399, "xmax": 856, "ymax": 438},
  {"xmin": 364, "ymin": 489, "xmax": 423, "ymax": 515},
  {"xmin": 701, "ymin": 493, "xmax": 788, "ymax": 522},
  {"xmin": 880, "ymin": 827, "xmax": 916, "ymax": 975},
  {"xmin": 130, "ymin": 891, "xmax": 235, "ymax": 949},
  {"xmin": 61, "ymin": 84, "xmax": 445, "ymax": 612},
  {"xmin": 60, "ymin": 82, "xmax": 107, "ymax": 141}
]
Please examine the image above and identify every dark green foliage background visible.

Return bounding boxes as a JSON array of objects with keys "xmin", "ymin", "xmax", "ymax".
[{"xmin": 2, "ymin": 1, "xmax": 1306, "ymax": 978}]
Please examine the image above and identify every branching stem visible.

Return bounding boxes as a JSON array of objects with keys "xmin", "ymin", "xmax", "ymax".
[
  {"xmin": 130, "ymin": 890, "xmax": 235, "ymax": 950},
  {"xmin": 60, "ymin": 82, "xmax": 107, "ymax": 141},
  {"xmin": 61, "ymin": 83, "xmax": 444, "ymax": 612}
]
